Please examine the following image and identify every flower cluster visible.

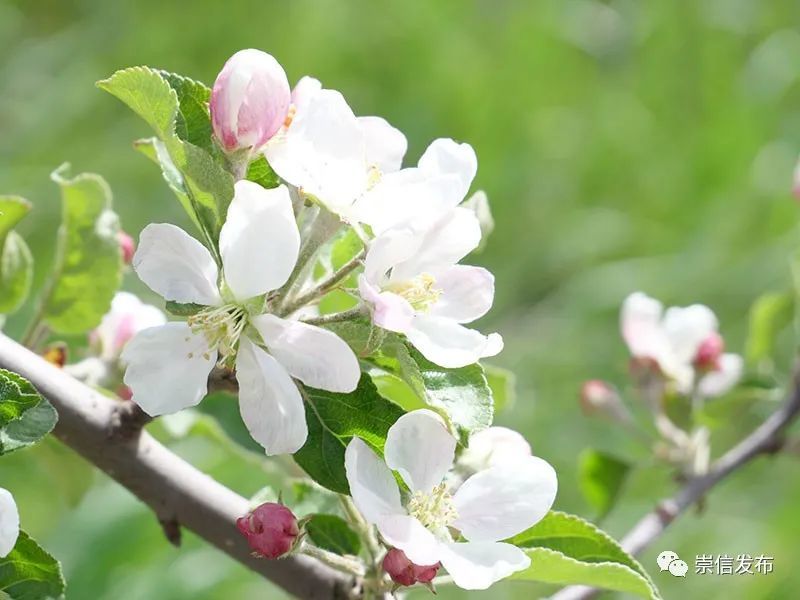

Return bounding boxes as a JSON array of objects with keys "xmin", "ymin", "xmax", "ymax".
[{"xmin": 119, "ymin": 49, "xmax": 502, "ymax": 455}]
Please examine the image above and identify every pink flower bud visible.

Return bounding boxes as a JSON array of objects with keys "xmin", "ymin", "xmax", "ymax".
[
  {"xmin": 694, "ymin": 332, "xmax": 724, "ymax": 371},
  {"xmin": 382, "ymin": 548, "xmax": 441, "ymax": 587},
  {"xmin": 236, "ymin": 502, "xmax": 299, "ymax": 559},
  {"xmin": 117, "ymin": 230, "xmax": 135, "ymax": 265},
  {"xmin": 211, "ymin": 49, "xmax": 291, "ymax": 153},
  {"xmin": 580, "ymin": 380, "xmax": 631, "ymax": 423}
]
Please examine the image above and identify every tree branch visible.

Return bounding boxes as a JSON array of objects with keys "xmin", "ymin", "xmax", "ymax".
[
  {"xmin": 0, "ymin": 333, "xmax": 354, "ymax": 600},
  {"xmin": 551, "ymin": 364, "xmax": 800, "ymax": 600}
]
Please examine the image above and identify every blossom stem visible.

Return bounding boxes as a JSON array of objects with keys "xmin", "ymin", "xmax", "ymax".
[
  {"xmin": 279, "ymin": 249, "xmax": 366, "ymax": 317},
  {"xmin": 299, "ymin": 542, "xmax": 365, "ymax": 576},
  {"xmin": 302, "ymin": 307, "xmax": 365, "ymax": 326},
  {"xmin": 339, "ymin": 494, "xmax": 382, "ymax": 563},
  {"xmin": 276, "ymin": 207, "xmax": 341, "ymax": 312}
]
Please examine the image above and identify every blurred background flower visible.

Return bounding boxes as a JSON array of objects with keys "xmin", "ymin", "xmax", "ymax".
[{"xmin": 2, "ymin": 1, "xmax": 799, "ymax": 598}]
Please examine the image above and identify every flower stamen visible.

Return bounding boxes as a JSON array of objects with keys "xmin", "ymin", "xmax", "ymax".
[
  {"xmin": 187, "ymin": 304, "xmax": 247, "ymax": 365},
  {"xmin": 386, "ymin": 273, "xmax": 441, "ymax": 312},
  {"xmin": 407, "ymin": 482, "xmax": 458, "ymax": 540}
]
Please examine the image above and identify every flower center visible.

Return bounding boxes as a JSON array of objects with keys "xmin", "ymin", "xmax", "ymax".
[
  {"xmin": 407, "ymin": 482, "xmax": 458, "ymax": 540},
  {"xmin": 385, "ymin": 273, "xmax": 441, "ymax": 312},
  {"xmin": 187, "ymin": 303, "xmax": 247, "ymax": 365},
  {"xmin": 366, "ymin": 164, "xmax": 382, "ymax": 190}
]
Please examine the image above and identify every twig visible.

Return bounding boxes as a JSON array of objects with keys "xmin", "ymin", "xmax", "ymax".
[
  {"xmin": 551, "ymin": 364, "xmax": 800, "ymax": 600},
  {"xmin": 0, "ymin": 333, "xmax": 354, "ymax": 600},
  {"xmin": 302, "ymin": 307, "xmax": 365, "ymax": 327},
  {"xmin": 280, "ymin": 249, "xmax": 366, "ymax": 317}
]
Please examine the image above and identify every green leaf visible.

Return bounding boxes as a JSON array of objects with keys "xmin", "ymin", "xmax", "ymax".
[
  {"xmin": 97, "ymin": 66, "xmax": 178, "ymax": 138},
  {"xmin": 0, "ymin": 369, "xmax": 57, "ymax": 455},
  {"xmin": 483, "ymin": 364, "xmax": 516, "ymax": 413},
  {"xmin": 745, "ymin": 292, "xmax": 793, "ymax": 367},
  {"xmin": 323, "ymin": 317, "xmax": 386, "ymax": 357},
  {"xmin": 0, "ymin": 197, "xmax": 33, "ymax": 315},
  {"xmin": 376, "ymin": 339, "xmax": 493, "ymax": 441},
  {"xmin": 509, "ymin": 511, "xmax": 660, "ymax": 599},
  {"xmin": 246, "ymin": 156, "xmax": 280, "ymax": 190},
  {"xmin": 0, "ymin": 369, "xmax": 40, "ymax": 428},
  {"xmin": 294, "ymin": 374, "xmax": 405, "ymax": 494},
  {"xmin": 0, "ymin": 530, "xmax": 66, "ymax": 599},
  {"xmin": 577, "ymin": 449, "xmax": 630, "ymax": 519},
  {"xmin": 164, "ymin": 300, "xmax": 206, "ymax": 317},
  {"xmin": 156, "ymin": 70, "xmax": 213, "ymax": 151},
  {"xmin": 99, "ymin": 67, "xmax": 233, "ymax": 247},
  {"xmin": 43, "ymin": 165, "xmax": 122, "ymax": 334},
  {"xmin": 369, "ymin": 371, "xmax": 426, "ymax": 412},
  {"xmin": 0, "ymin": 232, "xmax": 32, "ymax": 316},
  {"xmin": 305, "ymin": 514, "xmax": 362, "ymax": 556},
  {"xmin": 0, "ymin": 196, "xmax": 31, "ymax": 240}
]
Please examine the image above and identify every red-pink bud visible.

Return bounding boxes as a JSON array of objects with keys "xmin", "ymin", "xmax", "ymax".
[
  {"xmin": 580, "ymin": 380, "xmax": 631, "ymax": 423},
  {"xmin": 236, "ymin": 502, "xmax": 298, "ymax": 559},
  {"xmin": 117, "ymin": 231, "xmax": 135, "ymax": 265},
  {"xmin": 382, "ymin": 548, "xmax": 441, "ymax": 587},
  {"xmin": 694, "ymin": 332, "xmax": 724, "ymax": 371},
  {"xmin": 211, "ymin": 49, "xmax": 291, "ymax": 153}
]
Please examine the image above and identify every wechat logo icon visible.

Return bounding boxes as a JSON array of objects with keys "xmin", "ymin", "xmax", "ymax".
[{"xmin": 657, "ymin": 550, "xmax": 688, "ymax": 578}]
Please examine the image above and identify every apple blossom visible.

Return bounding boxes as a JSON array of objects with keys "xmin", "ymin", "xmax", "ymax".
[
  {"xmin": 263, "ymin": 76, "xmax": 409, "ymax": 222},
  {"xmin": 358, "ymin": 207, "xmax": 502, "ymax": 368},
  {"xmin": 211, "ymin": 49, "xmax": 291, "ymax": 154},
  {"xmin": 457, "ymin": 426, "xmax": 532, "ymax": 473},
  {"xmin": 236, "ymin": 502, "xmax": 299, "ymax": 559},
  {"xmin": 621, "ymin": 292, "xmax": 742, "ymax": 398},
  {"xmin": 121, "ymin": 180, "xmax": 360, "ymax": 454},
  {"xmin": 92, "ymin": 292, "xmax": 166, "ymax": 362},
  {"xmin": 345, "ymin": 410, "xmax": 557, "ymax": 590},
  {"xmin": 0, "ymin": 487, "xmax": 19, "ymax": 557},
  {"xmin": 382, "ymin": 547, "xmax": 440, "ymax": 587}
]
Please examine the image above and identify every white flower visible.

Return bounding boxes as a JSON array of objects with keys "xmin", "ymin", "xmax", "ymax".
[
  {"xmin": 263, "ymin": 76, "xmax": 407, "ymax": 220},
  {"xmin": 457, "ymin": 426, "xmax": 532, "ymax": 473},
  {"xmin": 0, "ymin": 487, "xmax": 19, "ymax": 557},
  {"xmin": 345, "ymin": 410, "xmax": 557, "ymax": 590},
  {"xmin": 121, "ymin": 180, "xmax": 361, "ymax": 455},
  {"xmin": 358, "ymin": 208, "xmax": 502, "ymax": 368},
  {"xmin": 621, "ymin": 292, "xmax": 742, "ymax": 397},
  {"xmin": 92, "ymin": 292, "xmax": 166, "ymax": 361}
]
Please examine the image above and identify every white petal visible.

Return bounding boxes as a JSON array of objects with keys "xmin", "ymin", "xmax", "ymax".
[
  {"xmin": 438, "ymin": 542, "xmax": 530, "ymax": 590},
  {"xmin": 663, "ymin": 304, "xmax": 719, "ymax": 365},
  {"xmin": 384, "ymin": 410, "xmax": 456, "ymax": 494},
  {"xmin": 377, "ymin": 514, "xmax": 443, "ymax": 566},
  {"xmin": 358, "ymin": 276, "xmax": 414, "ymax": 333},
  {"xmin": 390, "ymin": 208, "xmax": 481, "ymax": 281},
  {"xmin": 698, "ymin": 353, "xmax": 743, "ymax": 398},
  {"xmin": 406, "ymin": 315, "xmax": 502, "ymax": 368},
  {"xmin": 0, "ymin": 488, "xmax": 19, "ymax": 558},
  {"xmin": 219, "ymin": 181, "xmax": 300, "ymax": 300},
  {"xmin": 363, "ymin": 227, "xmax": 420, "ymax": 284},
  {"xmin": 428, "ymin": 265, "xmax": 495, "ymax": 324},
  {"xmin": 291, "ymin": 76, "xmax": 322, "ymax": 113},
  {"xmin": 353, "ymin": 168, "xmax": 462, "ymax": 235},
  {"xmin": 133, "ymin": 224, "xmax": 220, "ymax": 305},
  {"xmin": 453, "ymin": 456, "xmax": 557, "ymax": 542},
  {"xmin": 265, "ymin": 88, "xmax": 367, "ymax": 214},
  {"xmin": 458, "ymin": 426, "xmax": 532, "ymax": 472},
  {"xmin": 121, "ymin": 323, "xmax": 217, "ymax": 416},
  {"xmin": 235, "ymin": 337, "xmax": 307, "ymax": 455},
  {"xmin": 251, "ymin": 314, "xmax": 360, "ymax": 392},
  {"xmin": 418, "ymin": 138, "xmax": 478, "ymax": 203},
  {"xmin": 344, "ymin": 437, "xmax": 403, "ymax": 524},
  {"xmin": 359, "ymin": 116, "xmax": 407, "ymax": 173}
]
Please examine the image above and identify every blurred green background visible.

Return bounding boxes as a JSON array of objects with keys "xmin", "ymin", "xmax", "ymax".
[{"xmin": 3, "ymin": 0, "xmax": 800, "ymax": 598}]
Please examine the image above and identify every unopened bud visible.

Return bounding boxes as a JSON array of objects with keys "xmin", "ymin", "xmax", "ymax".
[
  {"xmin": 236, "ymin": 502, "xmax": 299, "ymax": 559},
  {"xmin": 211, "ymin": 49, "xmax": 291, "ymax": 154},
  {"xmin": 694, "ymin": 332, "xmax": 724, "ymax": 371},
  {"xmin": 117, "ymin": 230, "xmax": 135, "ymax": 265},
  {"xmin": 580, "ymin": 380, "xmax": 631, "ymax": 423},
  {"xmin": 382, "ymin": 548, "xmax": 440, "ymax": 587},
  {"xmin": 794, "ymin": 157, "xmax": 800, "ymax": 200}
]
